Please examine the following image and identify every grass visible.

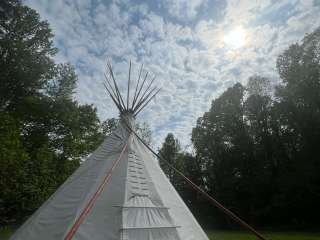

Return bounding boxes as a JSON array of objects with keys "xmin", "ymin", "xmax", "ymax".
[
  {"xmin": 1, "ymin": 227, "xmax": 320, "ymax": 240},
  {"xmin": 207, "ymin": 230, "xmax": 320, "ymax": 240},
  {"xmin": 0, "ymin": 226, "xmax": 15, "ymax": 240}
]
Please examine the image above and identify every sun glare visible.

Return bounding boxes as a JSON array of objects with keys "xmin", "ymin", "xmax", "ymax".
[{"xmin": 224, "ymin": 26, "xmax": 247, "ymax": 49}]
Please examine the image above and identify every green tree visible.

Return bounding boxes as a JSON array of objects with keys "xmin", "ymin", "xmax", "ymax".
[
  {"xmin": 244, "ymin": 76, "xmax": 287, "ymax": 223},
  {"xmin": 274, "ymin": 27, "xmax": 320, "ymax": 225},
  {"xmin": 101, "ymin": 118, "xmax": 118, "ymax": 136},
  {"xmin": 46, "ymin": 64, "xmax": 77, "ymax": 100},
  {"xmin": 0, "ymin": 1, "xmax": 104, "ymax": 223},
  {"xmin": 135, "ymin": 122, "xmax": 152, "ymax": 145},
  {"xmin": 190, "ymin": 27, "xmax": 320, "ymax": 227},
  {"xmin": 101, "ymin": 118, "xmax": 152, "ymax": 145},
  {"xmin": 192, "ymin": 83, "xmax": 260, "ymax": 223},
  {"xmin": 0, "ymin": 0, "xmax": 56, "ymax": 110},
  {"xmin": 0, "ymin": 113, "xmax": 29, "ymax": 224},
  {"xmin": 246, "ymin": 75, "xmax": 272, "ymax": 97},
  {"xmin": 158, "ymin": 133, "xmax": 182, "ymax": 184}
]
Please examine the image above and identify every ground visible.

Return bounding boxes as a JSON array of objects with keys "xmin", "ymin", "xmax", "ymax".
[
  {"xmin": 207, "ymin": 230, "xmax": 320, "ymax": 240},
  {"xmin": 0, "ymin": 226, "xmax": 15, "ymax": 240},
  {"xmin": 1, "ymin": 227, "xmax": 320, "ymax": 240}
]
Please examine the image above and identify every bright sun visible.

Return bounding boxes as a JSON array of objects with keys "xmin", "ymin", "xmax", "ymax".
[{"xmin": 224, "ymin": 26, "xmax": 247, "ymax": 49}]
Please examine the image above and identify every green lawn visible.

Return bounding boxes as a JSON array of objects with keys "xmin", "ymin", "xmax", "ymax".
[
  {"xmin": 1, "ymin": 227, "xmax": 320, "ymax": 240},
  {"xmin": 207, "ymin": 230, "xmax": 320, "ymax": 240},
  {"xmin": 0, "ymin": 226, "xmax": 15, "ymax": 240}
]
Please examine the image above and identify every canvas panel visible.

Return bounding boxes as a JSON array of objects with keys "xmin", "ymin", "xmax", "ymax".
[
  {"xmin": 71, "ymin": 147, "xmax": 129, "ymax": 240},
  {"xmin": 132, "ymin": 136, "xmax": 209, "ymax": 240},
  {"xmin": 122, "ymin": 228, "xmax": 180, "ymax": 240},
  {"xmin": 117, "ymin": 141, "xmax": 180, "ymax": 240},
  {"xmin": 10, "ymin": 125, "xmax": 129, "ymax": 240}
]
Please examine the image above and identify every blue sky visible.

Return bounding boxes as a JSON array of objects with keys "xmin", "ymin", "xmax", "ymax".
[{"xmin": 24, "ymin": 0, "xmax": 320, "ymax": 149}]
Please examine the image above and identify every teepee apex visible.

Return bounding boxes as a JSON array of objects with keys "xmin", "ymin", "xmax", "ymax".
[{"xmin": 104, "ymin": 62, "xmax": 160, "ymax": 116}]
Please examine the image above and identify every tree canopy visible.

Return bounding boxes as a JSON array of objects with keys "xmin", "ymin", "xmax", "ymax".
[
  {"xmin": 0, "ymin": 1, "xmax": 104, "ymax": 224},
  {"xmin": 0, "ymin": 1, "xmax": 154, "ymax": 225},
  {"xmin": 159, "ymin": 27, "xmax": 320, "ymax": 229}
]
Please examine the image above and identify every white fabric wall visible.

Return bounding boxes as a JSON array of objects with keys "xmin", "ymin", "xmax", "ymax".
[
  {"xmin": 133, "ymin": 137, "xmax": 209, "ymax": 240},
  {"xmin": 11, "ymin": 118, "xmax": 209, "ymax": 240}
]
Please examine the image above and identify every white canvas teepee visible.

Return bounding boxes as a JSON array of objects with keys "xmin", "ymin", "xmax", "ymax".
[{"xmin": 11, "ymin": 63, "xmax": 209, "ymax": 240}]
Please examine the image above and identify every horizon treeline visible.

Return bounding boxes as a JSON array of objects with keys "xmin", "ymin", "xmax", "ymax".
[{"xmin": 158, "ymin": 27, "xmax": 320, "ymax": 229}]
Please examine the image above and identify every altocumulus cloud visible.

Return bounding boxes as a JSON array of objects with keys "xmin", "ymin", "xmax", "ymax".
[{"xmin": 25, "ymin": 0, "xmax": 320, "ymax": 148}]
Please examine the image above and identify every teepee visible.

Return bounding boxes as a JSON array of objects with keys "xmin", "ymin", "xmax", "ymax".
[{"xmin": 11, "ymin": 62, "xmax": 209, "ymax": 240}]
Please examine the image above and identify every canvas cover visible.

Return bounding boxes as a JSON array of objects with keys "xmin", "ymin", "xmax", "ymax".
[{"xmin": 11, "ymin": 116, "xmax": 209, "ymax": 240}]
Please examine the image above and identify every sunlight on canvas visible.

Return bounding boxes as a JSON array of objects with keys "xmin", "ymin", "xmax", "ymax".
[{"xmin": 224, "ymin": 26, "xmax": 247, "ymax": 48}]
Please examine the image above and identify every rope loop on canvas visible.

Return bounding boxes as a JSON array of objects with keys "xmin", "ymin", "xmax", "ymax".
[{"xmin": 124, "ymin": 120, "xmax": 268, "ymax": 240}]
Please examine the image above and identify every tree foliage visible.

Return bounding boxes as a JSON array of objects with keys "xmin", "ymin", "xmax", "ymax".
[
  {"xmin": 0, "ymin": 1, "xmax": 104, "ymax": 224},
  {"xmin": 0, "ymin": 0, "xmax": 56, "ymax": 110},
  {"xmin": 159, "ymin": 27, "xmax": 320, "ymax": 229},
  {"xmin": 101, "ymin": 118, "xmax": 152, "ymax": 144},
  {"xmin": 158, "ymin": 133, "xmax": 181, "ymax": 183}
]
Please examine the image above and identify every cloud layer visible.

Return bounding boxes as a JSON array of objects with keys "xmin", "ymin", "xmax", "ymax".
[{"xmin": 25, "ymin": 0, "xmax": 320, "ymax": 148}]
